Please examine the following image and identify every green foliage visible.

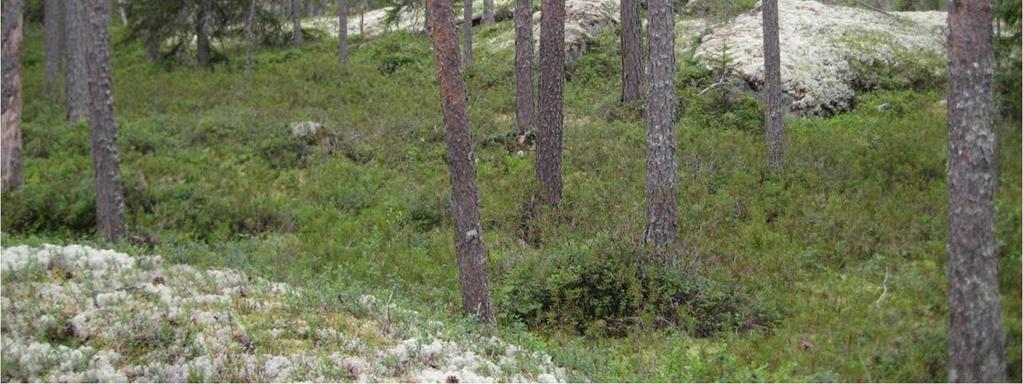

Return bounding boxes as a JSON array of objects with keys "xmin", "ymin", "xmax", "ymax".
[
  {"xmin": 122, "ymin": 0, "xmax": 286, "ymax": 65},
  {"xmin": 5, "ymin": 16, "xmax": 1021, "ymax": 383},
  {"xmin": 841, "ymin": 31, "xmax": 948, "ymax": 92},
  {"xmin": 679, "ymin": 0, "xmax": 759, "ymax": 21},
  {"xmin": 497, "ymin": 240, "xmax": 777, "ymax": 338},
  {"xmin": 995, "ymin": 0, "xmax": 1022, "ymax": 121}
]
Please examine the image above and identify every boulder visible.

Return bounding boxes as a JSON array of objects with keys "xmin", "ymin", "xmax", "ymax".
[
  {"xmin": 288, "ymin": 121, "xmax": 321, "ymax": 138},
  {"xmin": 693, "ymin": 0, "xmax": 947, "ymax": 116},
  {"xmin": 554, "ymin": 0, "xmax": 621, "ymax": 63}
]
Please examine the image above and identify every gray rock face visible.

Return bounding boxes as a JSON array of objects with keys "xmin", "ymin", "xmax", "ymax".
[
  {"xmin": 313, "ymin": 0, "xmax": 946, "ymax": 116},
  {"xmin": 693, "ymin": 0, "xmax": 947, "ymax": 116},
  {"xmin": 556, "ymin": 0, "xmax": 620, "ymax": 63},
  {"xmin": 288, "ymin": 121, "xmax": 321, "ymax": 138}
]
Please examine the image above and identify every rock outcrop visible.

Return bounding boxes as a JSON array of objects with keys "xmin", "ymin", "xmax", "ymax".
[
  {"xmin": 0, "ymin": 245, "xmax": 567, "ymax": 382},
  {"xmin": 309, "ymin": 0, "xmax": 947, "ymax": 115},
  {"xmin": 693, "ymin": 0, "xmax": 946, "ymax": 115}
]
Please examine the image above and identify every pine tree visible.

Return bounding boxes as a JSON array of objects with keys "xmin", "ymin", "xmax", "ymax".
[
  {"xmin": 642, "ymin": 0, "xmax": 678, "ymax": 253},
  {"xmin": 84, "ymin": 0, "xmax": 127, "ymax": 242},
  {"xmin": 427, "ymin": 0, "xmax": 495, "ymax": 324},
  {"xmin": 946, "ymin": 0, "xmax": 1007, "ymax": 381},
  {"xmin": 536, "ymin": 0, "xmax": 565, "ymax": 206},
  {"xmin": 1, "ymin": 0, "xmax": 23, "ymax": 191}
]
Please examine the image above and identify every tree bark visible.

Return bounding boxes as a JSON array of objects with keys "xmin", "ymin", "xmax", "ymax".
[
  {"xmin": 64, "ymin": 0, "xmax": 90, "ymax": 122},
  {"xmin": 761, "ymin": 0, "xmax": 784, "ymax": 169},
  {"xmin": 642, "ymin": 0, "xmax": 677, "ymax": 251},
  {"xmin": 360, "ymin": 0, "xmax": 367, "ymax": 35},
  {"xmin": 196, "ymin": 2, "xmax": 211, "ymax": 67},
  {"xmin": 338, "ymin": 0, "xmax": 349, "ymax": 68},
  {"xmin": 484, "ymin": 0, "xmax": 495, "ymax": 24},
  {"xmin": 536, "ymin": 0, "xmax": 565, "ymax": 206},
  {"xmin": 2, "ymin": 0, "xmax": 23, "ymax": 191},
  {"xmin": 426, "ymin": 0, "xmax": 495, "ymax": 324},
  {"xmin": 44, "ymin": 0, "xmax": 64, "ymax": 100},
  {"xmin": 117, "ymin": 0, "xmax": 128, "ymax": 25},
  {"xmin": 292, "ymin": 0, "xmax": 304, "ymax": 46},
  {"xmin": 246, "ymin": 0, "xmax": 257, "ymax": 70},
  {"xmin": 514, "ymin": 0, "xmax": 535, "ymax": 136},
  {"xmin": 83, "ymin": 0, "xmax": 127, "ymax": 243},
  {"xmin": 145, "ymin": 38, "xmax": 160, "ymax": 62},
  {"xmin": 946, "ymin": 0, "xmax": 1007, "ymax": 382},
  {"xmin": 423, "ymin": 0, "xmax": 431, "ymax": 33},
  {"xmin": 620, "ymin": 0, "xmax": 642, "ymax": 103},
  {"xmin": 462, "ymin": 0, "xmax": 473, "ymax": 67}
]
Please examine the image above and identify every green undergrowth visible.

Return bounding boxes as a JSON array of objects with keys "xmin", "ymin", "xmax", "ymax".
[{"xmin": 2, "ymin": 15, "xmax": 1020, "ymax": 382}]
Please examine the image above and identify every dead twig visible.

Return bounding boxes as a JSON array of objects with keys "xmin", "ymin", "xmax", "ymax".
[
  {"xmin": 874, "ymin": 266, "xmax": 889, "ymax": 308},
  {"xmin": 855, "ymin": 0, "xmax": 897, "ymax": 19}
]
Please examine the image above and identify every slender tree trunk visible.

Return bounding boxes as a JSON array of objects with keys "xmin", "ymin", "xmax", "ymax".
[
  {"xmin": 2, "ymin": 0, "xmax": 23, "ymax": 191},
  {"xmin": 117, "ymin": 0, "xmax": 128, "ymax": 25},
  {"xmin": 462, "ymin": 0, "xmax": 473, "ymax": 67},
  {"xmin": 292, "ymin": 0, "xmax": 304, "ymax": 46},
  {"xmin": 360, "ymin": 0, "xmax": 366, "ymax": 35},
  {"xmin": 423, "ymin": 0, "xmax": 431, "ymax": 33},
  {"xmin": 83, "ymin": 0, "xmax": 126, "ymax": 243},
  {"xmin": 536, "ymin": 0, "xmax": 565, "ymax": 205},
  {"xmin": 196, "ymin": 3, "xmax": 211, "ymax": 67},
  {"xmin": 946, "ymin": 0, "xmax": 1006, "ymax": 382},
  {"xmin": 514, "ymin": 0, "xmax": 535, "ymax": 136},
  {"xmin": 246, "ymin": 0, "xmax": 257, "ymax": 70},
  {"xmin": 620, "ymin": 0, "xmax": 642, "ymax": 103},
  {"xmin": 642, "ymin": 0, "xmax": 677, "ymax": 251},
  {"xmin": 426, "ymin": 0, "xmax": 495, "ymax": 324},
  {"xmin": 65, "ymin": 0, "xmax": 90, "ymax": 122},
  {"xmin": 338, "ymin": 0, "xmax": 349, "ymax": 67},
  {"xmin": 44, "ymin": 0, "xmax": 64, "ymax": 100},
  {"xmin": 145, "ymin": 38, "xmax": 160, "ymax": 62},
  {"xmin": 761, "ymin": 0, "xmax": 784, "ymax": 169},
  {"xmin": 484, "ymin": 0, "xmax": 495, "ymax": 24}
]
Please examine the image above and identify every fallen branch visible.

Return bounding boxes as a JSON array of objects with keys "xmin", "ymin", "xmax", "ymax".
[
  {"xmin": 698, "ymin": 80, "xmax": 727, "ymax": 96},
  {"xmin": 874, "ymin": 266, "xmax": 889, "ymax": 308},
  {"xmin": 855, "ymin": 0, "xmax": 897, "ymax": 19}
]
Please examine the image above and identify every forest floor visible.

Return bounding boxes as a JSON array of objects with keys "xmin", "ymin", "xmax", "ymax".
[{"xmin": 2, "ymin": 9, "xmax": 1021, "ymax": 382}]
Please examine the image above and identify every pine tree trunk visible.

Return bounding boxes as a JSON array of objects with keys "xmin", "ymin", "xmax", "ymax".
[
  {"xmin": 196, "ymin": 3, "xmax": 211, "ymax": 67},
  {"xmin": 145, "ymin": 38, "xmax": 160, "ymax": 62},
  {"xmin": 484, "ymin": 0, "xmax": 495, "ymax": 24},
  {"xmin": 462, "ymin": 0, "xmax": 473, "ymax": 67},
  {"xmin": 620, "ymin": 0, "xmax": 642, "ymax": 103},
  {"xmin": 360, "ymin": 0, "xmax": 366, "ymax": 35},
  {"xmin": 423, "ymin": 0, "xmax": 431, "ymax": 33},
  {"xmin": 946, "ymin": 0, "xmax": 1007, "ymax": 381},
  {"xmin": 44, "ymin": 0, "xmax": 64, "ymax": 100},
  {"xmin": 64, "ymin": 0, "xmax": 90, "ymax": 123},
  {"xmin": 642, "ymin": 0, "xmax": 677, "ymax": 252},
  {"xmin": 292, "ymin": 0, "xmax": 304, "ymax": 46},
  {"xmin": 536, "ymin": 0, "xmax": 564, "ymax": 206},
  {"xmin": 117, "ymin": 0, "xmax": 128, "ymax": 25},
  {"xmin": 761, "ymin": 0, "xmax": 784, "ymax": 169},
  {"xmin": 83, "ymin": 0, "xmax": 126, "ymax": 243},
  {"xmin": 426, "ymin": 0, "xmax": 495, "ymax": 324},
  {"xmin": 514, "ymin": 0, "xmax": 535, "ymax": 136},
  {"xmin": 246, "ymin": 0, "xmax": 256, "ymax": 70},
  {"xmin": 338, "ymin": 0, "xmax": 349, "ymax": 68},
  {"xmin": 2, "ymin": 0, "xmax": 23, "ymax": 191}
]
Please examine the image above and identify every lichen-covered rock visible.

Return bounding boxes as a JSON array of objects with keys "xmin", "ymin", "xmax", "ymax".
[
  {"xmin": 311, "ymin": 0, "xmax": 620, "ymax": 65},
  {"xmin": 1, "ymin": 245, "xmax": 567, "ymax": 382},
  {"xmin": 693, "ymin": 0, "xmax": 946, "ymax": 115},
  {"xmin": 483, "ymin": 0, "xmax": 620, "ymax": 64},
  {"xmin": 307, "ymin": 0, "xmax": 506, "ymax": 38},
  {"xmin": 288, "ymin": 121, "xmax": 322, "ymax": 138},
  {"xmin": 556, "ymin": 0, "xmax": 621, "ymax": 63}
]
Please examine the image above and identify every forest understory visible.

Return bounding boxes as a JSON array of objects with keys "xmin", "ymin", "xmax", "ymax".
[{"xmin": 1, "ymin": 0, "xmax": 1021, "ymax": 382}]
